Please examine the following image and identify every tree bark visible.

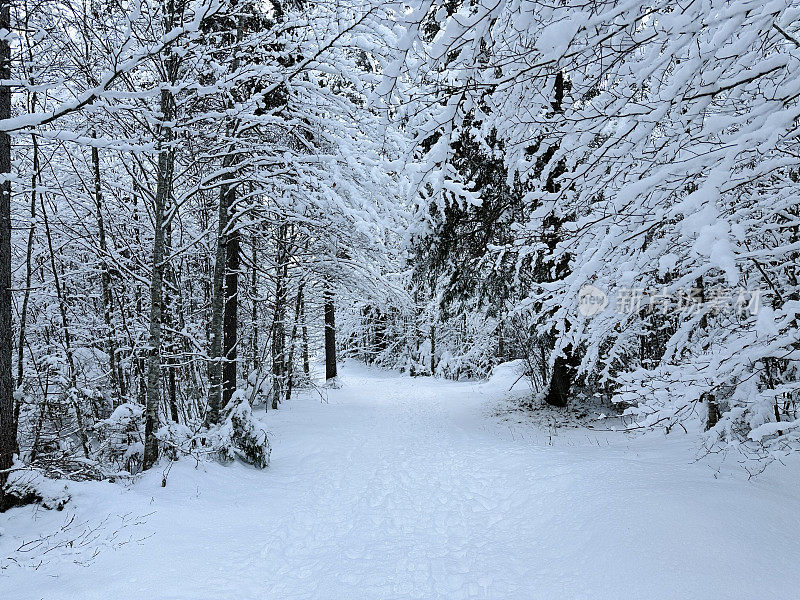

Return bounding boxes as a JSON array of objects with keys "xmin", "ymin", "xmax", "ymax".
[
  {"xmin": 286, "ymin": 284, "xmax": 303, "ymax": 401},
  {"xmin": 270, "ymin": 223, "xmax": 288, "ymax": 409},
  {"xmin": 208, "ymin": 11, "xmax": 243, "ymax": 420},
  {"xmin": 301, "ymin": 293, "xmax": 310, "ymax": 378},
  {"xmin": 250, "ymin": 235, "xmax": 259, "ymax": 373},
  {"xmin": 15, "ymin": 132, "xmax": 38, "ymax": 453},
  {"xmin": 91, "ymin": 132, "xmax": 122, "ymax": 404},
  {"xmin": 143, "ymin": 84, "xmax": 175, "ymax": 471},
  {"xmin": 705, "ymin": 392, "xmax": 720, "ymax": 430},
  {"xmin": 164, "ymin": 215, "xmax": 179, "ymax": 424},
  {"xmin": 223, "ymin": 204, "xmax": 239, "ymax": 407},
  {"xmin": 544, "ymin": 345, "xmax": 578, "ymax": 408},
  {"xmin": 430, "ymin": 324, "xmax": 436, "ymax": 374},
  {"xmin": 324, "ymin": 287, "xmax": 337, "ymax": 381},
  {"xmin": 0, "ymin": 0, "xmax": 14, "ymax": 496},
  {"xmin": 207, "ymin": 172, "xmax": 231, "ymax": 424}
]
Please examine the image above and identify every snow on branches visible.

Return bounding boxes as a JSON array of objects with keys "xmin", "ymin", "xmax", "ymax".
[{"xmin": 390, "ymin": 0, "xmax": 800, "ymax": 457}]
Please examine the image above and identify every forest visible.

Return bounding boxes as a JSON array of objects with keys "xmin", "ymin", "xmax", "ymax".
[{"xmin": 0, "ymin": 1, "xmax": 799, "ymax": 598}]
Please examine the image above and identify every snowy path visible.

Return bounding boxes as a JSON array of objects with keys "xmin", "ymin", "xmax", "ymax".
[{"xmin": 2, "ymin": 362, "xmax": 800, "ymax": 599}]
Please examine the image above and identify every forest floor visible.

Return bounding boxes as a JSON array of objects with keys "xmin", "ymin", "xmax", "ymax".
[{"xmin": 2, "ymin": 362, "xmax": 800, "ymax": 599}]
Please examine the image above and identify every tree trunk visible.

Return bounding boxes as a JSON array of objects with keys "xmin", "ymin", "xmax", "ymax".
[
  {"xmin": 250, "ymin": 235, "xmax": 259, "ymax": 373},
  {"xmin": 430, "ymin": 324, "xmax": 436, "ymax": 374},
  {"xmin": 705, "ymin": 392, "xmax": 720, "ymax": 430},
  {"xmin": 286, "ymin": 284, "xmax": 303, "ymax": 401},
  {"xmin": 91, "ymin": 132, "xmax": 122, "ymax": 405},
  {"xmin": 163, "ymin": 190, "xmax": 180, "ymax": 423},
  {"xmin": 15, "ymin": 132, "xmax": 38, "ymax": 452},
  {"xmin": 270, "ymin": 224, "xmax": 288, "ymax": 409},
  {"xmin": 301, "ymin": 292, "xmax": 310, "ymax": 377},
  {"xmin": 143, "ymin": 86, "xmax": 175, "ymax": 471},
  {"xmin": 207, "ymin": 173, "xmax": 231, "ymax": 425},
  {"xmin": 324, "ymin": 288, "xmax": 337, "ymax": 381},
  {"xmin": 544, "ymin": 345, "xmax": 578, "ymax": 408},
  {"xmin": 0, "ymin": 0, "xmax": 14, "ymax": 497},
  {"xmin": 223, "ymin": 202, "xmax": 239, "ymax": 407},
  {"xmin": 208, "ymin": 11, "xmax": 243, "ymax": 420},
  {"xmin": 131, "ymin": 187, "xmax": 145, "ymax": 407}
]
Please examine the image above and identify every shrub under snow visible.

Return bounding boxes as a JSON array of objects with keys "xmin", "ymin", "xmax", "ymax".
[{"xmin": 206, "ymin": 393, "xmax": 271, "ymax": 469}]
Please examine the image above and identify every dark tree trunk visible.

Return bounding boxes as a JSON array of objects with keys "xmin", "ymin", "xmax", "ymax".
[
  {"xmin": 270, "ymin": 224, "xmax": 288, "ymax": 409},
  {"xmin": 324, "ymin": 288, "xmax": 337, "ymax": 381},
  {"xmin": 15, "ymin": 132, "xmax": 38, "ymax": 452},
  {"xmin": 207, "ymin": 174, "xmax": 231, "ymax": 424},
  {"xmin": 92, "ymin": 133, "xmax": 122, "ymax": 405},
  {"xmin": 250, "ymin": 235, "xmax": 259, "ymax": 373},
  {"xmin": 164, "ymin": 215, "xmax": 179, "ymax": 423},
  {"xmin": 705, "ymin": 393, "xmax": 720, "ymax": 430},
  {"xmin": 286, "ymin": 284, "xmax": 303, "ymax": 401},
  {"xmin": 0, "ymin": 0, "xmax": 14, "ymax": 497},
  {"xmin": 142, "ymin": 0, "xmax": 185, "ymax": 468},
  {"xmin": 143, "ymin": 85, "xmax": 175, "ymax": 470},
  {"xmin": 544, "ymin": 346, "xmax": 578, "ymax": 408},
  {"xmin": 430, "ymin": 324, "xmax": 436, "ymax": 374},
  {"xmin": 223, "ymin": 209, "xmax": 239, "ymax": 407},
  {"xmin": 301, "ymin": 293, "xmax": 309, "ymax": 377},
  {"xmin": 375, "ymin": 309, "xmax": 387, "ymax": 354},
  {"xmin": 208, "ymin": 11, "xmax": 243, "ymax": 421}
]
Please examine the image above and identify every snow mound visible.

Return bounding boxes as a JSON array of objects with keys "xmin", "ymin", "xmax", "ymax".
[
  {"xmin": 485, "ymin": 359, "xmax": 527, "ymax": 391},
  {"xmin": 2, "ymin": 468, "xmax": 71, "ymax": 512}
]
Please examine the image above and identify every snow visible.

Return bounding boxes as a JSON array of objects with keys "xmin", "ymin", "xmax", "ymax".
[
  {"xmin": 536, "ymin": 15, "xmax": 585, "ymax": 60},
  {"xmin": 102, "ymin": 403, "xmax": 143, "ymax": 426},
  {"xmin": 3, "ymin": 362, "xmax": 800, "ymax": 599}
]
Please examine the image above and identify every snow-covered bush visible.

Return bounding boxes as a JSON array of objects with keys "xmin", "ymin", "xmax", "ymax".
[
  {"xmin": 1, "ymin": 467, "xmax": 71, "ymax": 512},
  {"xmin": 155, "ymin": 421, "xmax": 196, "ymax": 462},
  {"xmin": 93, "ymin": 403, "xmax": 144, "ymax": 474},
  {"xmin": 206, "ymin": 393, "xmax": 271, "ymax": 469}
]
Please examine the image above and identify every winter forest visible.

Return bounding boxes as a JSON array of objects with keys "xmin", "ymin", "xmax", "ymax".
[{"xmin": 0, "ymin": 0, "xmax": 799, "ymax": 598}]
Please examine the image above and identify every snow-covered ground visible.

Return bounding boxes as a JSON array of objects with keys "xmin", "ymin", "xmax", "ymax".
[{"xmin": 2, "ymin": 362, "xmax": 800, "ymax": 599}]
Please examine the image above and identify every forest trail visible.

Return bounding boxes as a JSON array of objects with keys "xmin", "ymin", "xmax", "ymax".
[{"xmin": 2, "ymin": 362, "xmax": 800, "ymax": 600}]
